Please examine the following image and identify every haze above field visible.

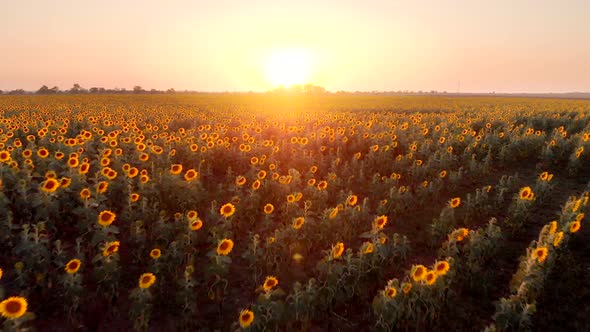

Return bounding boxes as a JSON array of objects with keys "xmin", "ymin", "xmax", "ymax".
[{"xmin": 1, "ymin": 0, "xmax": 589, "ymax": 93}]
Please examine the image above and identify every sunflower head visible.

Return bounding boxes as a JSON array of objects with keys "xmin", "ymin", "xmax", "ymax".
[
  {"xmin": 384, "ymin": 286, "xmax": 397, "ymax": 299},
  {"xmin": 150, "ymin": 249, "xmax": 161, "ymax": 259},
  {"xmin": 217, "ymin": 239, "xmax": 234, "ymax": 256},
  {"xmin": 263, "ymin": 276, "xmax": 278, "ymax": 292},
  {"xmin": 424, "ymin": 270, "xmax": 437, "ymax": 285},
  {"xmin": 519, "ymin": 187, "xmax": 534, "ymax": 201},
  {"xmin": 0, "ymin": 296, "xmax": 28, "ymax": 320},
  {"xmin": 362, "ymin": 242, "xmax": 374, "ymax": 255},
  {"xmin": 553, "ymin": 231, "xmax": 564, "ymax": 247},
  {"xmin": 80, "ymin": 188, "xmax": 91, "ymax": 200},
  {"xmin": 570, "ymin": 221, "xmax": 581, "ymax": 233},
  {"xmin": 411, "ymin": 264, "xmax": 427, "ymax": 282},
  {"xmin": 220, "ymin": 203, "xmax": 236, "ymax": 218},
  {"xmin": 239, "ymin": 309, "xmax": 255, "ymax": 328},
  {"xmin": 170, "ymin": 164, "xmax": 183, "ymax": 175},
  {"xmin": 41, "ymin": 178, "xmax": 60, "ymax": 193},
  {"xmin": 190, "ymin": 219, "xmax": 203, "ymax": 231},
  {"xmin": 331, "ymin": 242, "xmax": 345, "ymax": 259},
  {"xmin": 346, "ymin": 195, "xmax": 358, "ymax": 206},
  {"xmin": 449, "ymin": 197, "xmax": 461, "ymax": 208},
  {"xmin": 139, "ymin": 273, "xmax": 156, "ymax": 289},
  {"xmin": 293, "ymin": 217, "xmax": 305, "ymax": 230},
  {"xmin": 102, "ymin": 241, "xmax": 120, "ymax": 257},
  {"xmin": 98, "ymin": 210, "xmax": 116, "ymax": 227},
  {"xmin": 434, "ymin": 260, "xmax": 450, "ymax": 276},
  {"xmin": 65, "ymin": 259, "xmax": 81, "ymax": 274},
  {"xmin": 532, "ymin": 247, "xmax": 548, "ymax": 263},
  {"xmin": 374, "ymin": 215, "xmax": 388, "ymax": 229},
  {"xmin": 263, "ymin": 203, "xmax": 274, "ymax": 215},
  {"xmin": 184, "ymin": 169, "xmax": 198, "ymax": 181},
  {"xmin": 401, "ymin": 282, "xmax": 412, "ymax": 294}
]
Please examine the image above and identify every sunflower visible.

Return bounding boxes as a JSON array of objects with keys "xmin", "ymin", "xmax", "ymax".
[
  {"xmin": 150, "ymin": 249, "xmax": 161, "ymax": 259},
  {"xmin": 252, "ymin": 179, "xmax": 261, "ymax": 190},
  {"xmin": 220, "ymin": 203, "xmax": 236, "ymax": 218},
  {"xmin": 569, "ymin": 221, "xmax": 581, "ymax": 233},
  {"xmin": 411, "ymin": 264, "xmax": 427, "ymax": 282},
  {"xmin": 286, "ymin": 194, "xmax": 296, "ymax": 203},
  {"xmin": 217, "ymin": 239, "xmax": 234, "ymax": 255},
  {"xmin": 332, "ymin": 242, "xmax": 345, "ymax": 259},
  {"xmin": 127, "ymin": 167, "xmax": 139, "ymax": 178},
  {"xmin": 190, "ymin": 219, "xmax": 203, "ymax": 231},
  {"xmin": 239, "ymin": 309, "xmax": 255, "ymax": 328},
  {"xmin": 575, "ymin": 213, "xmax": 585, "ymax": 222},
  {"xmin": 130, "ymin": 193, "xmax": 140, "ymax": 202},
  {"xmin": 329, "ymin": 207, "xmax": 339, "ymax": 219},
  {"xmin": 257, "ymin": 170, "xmax": 267, "ymax": 180},
  {"xmin": 102, "ymin": 241, "xmax": 120, "ymax": 256},
  {"xmin": 77, "ymin": 188, "xmax": 90, "ymax": 201},
  {"xmin": 105, "ymin": 169, "xmax": 117, "ymax": 180},
  {"xmin": 0, "ymin": 150, "xmax": 11, "ymax": 163},
  {"xmin": 139, "ymin": 152, "xmax": 149, "ymax": 162},
  {"xmin": 37, "ymin": 148, "xmax": 49, "ymax": 158},
  {"xmin": 45, "ymin": 171, "xmax": 57, "ymax": 179},
  {"xmin": 532, "ymin": 247, "xmax": 548, "ymax": 263},
  {"xmin": 424, "ymin": 271, "xmax": 437, "ymax": 285},
  {"xmin": 347, "ymin": 195, "xmax": 358, "ymax": 206},
  {"xmin": 0, "ymin": 296, "xmax": 28, "ymax": 320},
  {"xmin": 362, "ymin": 242, "xmax": 374, "ymax": 255},
  {"xmin": 170, "ymin": 164, "xmax": 183, "ymax": 175},
  {"xmin": 97, "ymin": 181, "xmax": 109, "ymax": 194},
  {"xmin": 67, "ymin": 157, "xmax": 79, "ymax": 168},
  {"xmin": 548, "ymin": 221, "xmax": 558, "ymax": 235},
  {"xmin": 235, "ymin": 175, "xmax": 247, "ymax": 186},
  {"xmin": 455, "ymin": 228, "xmax": 469, "ymax": 241},
  {"xmin": 263, "ymin": 203, "xmax": 274, "ymax": 215},
  {"xmin": 79, "ymin": 162, "xmax": 90, "ymax": 174},
  {"xmin": 384, "ymin": 286, "xmax": 397, "ymax": 299},
  {"xmin": 434, "ymin": 260, "xmax": 450, "ymax": 276},
  {"xmin": 292, "ymin": 217, "xmax": 305, "ymax": 230},
  {"xmin": 98, "ymin": 210, "xmax": 116, "ymax": 226},
  {"xmin": 140, "ymin": 175, "xmax": 150, "ymax": 184},
  {"xmin": 184, "ymin": 169, "xmax": 198, "ymax": 181},
  {"xmin": 60, "ymin": 177, "xmax": 72, "ymax": 188},
  {"xmin": 263, "ymin": 276, "xmax": 279, "ymax": 292},
  {"xmin": 401, "ymin": 282, "xmax": 412, "ymax": 294},
  {"xmin": 41, "ymin": 178, "xmax": 60, "ymax": 193},
  {"xmin": 439, "ymin": 170, "xmax": 447, "ymax": 178},
  {"xmin": 317, "ymin": 180, "xmax": 328, "ymax": 190},
  {"xmin": 540, "ymin": 171, "xmax": 549, "ymax": 181},
  {"xmin": 518, "ymin": 187, "xmax": 534, "ymax": 200},
  {"xmin": 295, "ymin": 192, "xmax": 303, "ymax": 201},
  {"xmin": 374, "ymin": 215, "xmax": 388, "ymax": 229},
  {"xmin": 139, "ymin": 273, "xmax": 156, "ymax": 289},
  {"xmin": 449, "ymin": 197, "xmax": 461, "ymax": 208},
  {"xmin": 186, "ymin": 210, "xmax": 198, "ymax": 221},
  {"xmin": 64, "ymin": 259, "xmax": 81, "ymax": 274},
  {"xmin": 553, "ymin": 231, "xmax": 564, "ymax": 247}
]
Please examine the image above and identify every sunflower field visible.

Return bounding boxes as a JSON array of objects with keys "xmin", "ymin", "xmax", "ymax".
[{"xmin": 0, "ymin": 94, "xmax": 589, "ymax": 331}]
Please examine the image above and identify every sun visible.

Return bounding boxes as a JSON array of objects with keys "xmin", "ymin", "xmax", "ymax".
[{"xmin": 264, "ymin": 48, "xmax": 312, "ymax": 87}]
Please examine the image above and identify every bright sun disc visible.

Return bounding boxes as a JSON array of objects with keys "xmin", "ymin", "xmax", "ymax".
[{"xmin": 265, "ymin": 49, "xmax": 312, "ymax": 87}]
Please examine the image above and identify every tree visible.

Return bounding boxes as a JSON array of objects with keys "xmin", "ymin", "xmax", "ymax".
[
  {"xmin": 69, "ymin": 83, "xmax": 87, "ymax": 94},
  {"xmin": 166, "ymin": 88, "xmax": 175, "ymax": 94},
  {"xmin": 37, "ymin": 85, "xmax": 50, "ymax": 94},
  {"xmin": 133, "ymin": 86, "xmax": 144, "ymax": 94}
]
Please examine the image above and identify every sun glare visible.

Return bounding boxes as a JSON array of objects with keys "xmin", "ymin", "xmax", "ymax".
[{"xmin": 264, "ymin": 49, "xmax": 312, "ymax": 88}]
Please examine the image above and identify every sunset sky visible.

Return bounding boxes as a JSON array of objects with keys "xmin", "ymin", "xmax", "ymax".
[{"xmin": 2, "ymin": 0, "xmax": 589, "ymax": 93}]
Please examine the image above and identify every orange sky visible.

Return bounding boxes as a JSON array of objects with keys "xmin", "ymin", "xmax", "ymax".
[{"xmin": 1, "ymin": 0, "xmax": 589, "ymax": 92}]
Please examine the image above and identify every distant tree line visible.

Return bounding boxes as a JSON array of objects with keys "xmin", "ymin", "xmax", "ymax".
[{"xmin": 0, "ymin": 84, "xmax": 177, "ymax": 95}]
